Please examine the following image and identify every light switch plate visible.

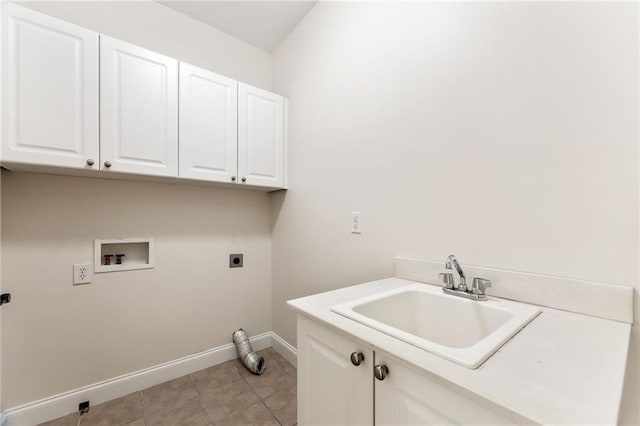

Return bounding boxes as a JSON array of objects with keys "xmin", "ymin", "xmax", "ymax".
[{"xmin": 352, "ymin": 211, "xmax": 362, "ymax": 234}]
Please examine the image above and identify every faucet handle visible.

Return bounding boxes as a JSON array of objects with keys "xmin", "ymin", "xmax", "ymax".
[
  {"xmin": 472, "ymin": 278, "xmax": 492, "ymax": 295},
  {"xmin": 439, "ymin": 273, "xmax": 455, "ymax": 289}
]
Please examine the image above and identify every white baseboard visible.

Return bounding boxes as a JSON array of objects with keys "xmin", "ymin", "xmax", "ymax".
[
  {"xmin": 2, "ymin": 332, "xmax": 295, "ymax": 426},
  {"xmin": 270, "ymin": 331, "xmax": 298, "ymax": 368}
]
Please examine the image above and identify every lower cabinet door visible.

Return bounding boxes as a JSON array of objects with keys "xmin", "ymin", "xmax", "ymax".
[
  {"xmin": 374, "ymin": 353, "xmax": 517, "ymax": 425},
  {"xmin": 297, "ymin": 315, "xmax": 373, "ymax": 425}
]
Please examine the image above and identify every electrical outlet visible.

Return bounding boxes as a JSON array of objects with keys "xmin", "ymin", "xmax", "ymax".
[
  {"xmin": 73, "ymin": 263, "xmax": 91, "ymax": 285},
  {"xmin": 229, "ymin": 254, "xmax": 243, "ymax": 268}
]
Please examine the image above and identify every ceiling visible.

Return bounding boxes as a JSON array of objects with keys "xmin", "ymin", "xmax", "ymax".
[{"xmin": 159, "ymin": 1, "xmax": 317, "ymax": 52}]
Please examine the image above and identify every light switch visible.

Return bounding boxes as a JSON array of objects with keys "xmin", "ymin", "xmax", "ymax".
[{"xmin": 352, "ymin": 211, "xmax": 362, "ymax": 234}]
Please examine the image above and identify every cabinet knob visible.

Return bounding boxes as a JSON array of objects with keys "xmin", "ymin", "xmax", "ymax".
[
  {"xmin": 374, "ymin": 364, "xmax": 388, "ymax": 381},
  {"xmin": 350, "ymin": 352, "xmax": 365, "ymax": 366},
  {"xmin": 86, "ymin": 159, "xmax": 95, "ymax": 166},
  {"xmin": 104, "ymin": 161, "xmax": 112, "ymax": 168},
  {"xmin": 231, "ymin": 176, "xmax": 237, "ymax": 181},
  {"xmin": 241, "ymin": 177, "xmax": 247, "ymax": 183}
]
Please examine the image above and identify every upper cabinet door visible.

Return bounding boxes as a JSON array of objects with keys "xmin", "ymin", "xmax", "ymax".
[
  {"xmin": 179, "ymin": 62, "xmax": 238, "ymax": 183},
  {"xmin": 1, "ymin": 3, "xmax": 99, "ymax": 169},
  {"xmin": 238, "ymin": 82, "xmax": 284, "ymax": 188},
  {"xmin": 100, "ymin": 36, "xmax": 178, "ymax": 176}
]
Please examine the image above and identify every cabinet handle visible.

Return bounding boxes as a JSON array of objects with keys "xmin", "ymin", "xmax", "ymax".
[
  {"xmin": 241, "ymin": 177, "xmax": 247, "ymax": 183},
  {"xmin": 350, "ymin": 352, "xmax": 365, "ymax": 366},
  {"xmin": 374, "ymin": 364, "xmax": 388, "ymax": 381},
  {"xmin": 104, "ymin": 161, "xmax": 112, "ymax": 168},
  {"xmin": 86, "ymin": 159, "xmax": 95, "ymax": 166},
  {"xmin": 231, "ymin": 176, "xmax": 237, "ymax": 181}
]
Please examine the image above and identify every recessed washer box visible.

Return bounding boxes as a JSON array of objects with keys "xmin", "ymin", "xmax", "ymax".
[{"xmin": 94, "ymin": 238, "xmax": 155, "ymax": 273}]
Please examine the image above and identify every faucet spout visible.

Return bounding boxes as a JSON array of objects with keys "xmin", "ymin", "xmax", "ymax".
[
  {"xmin": 441, "ymin": 254, "xmax": 491, "ymax": 301},
  {"xmin": 445, "ymin": 254, "xmax": 467, "ymax": 290}
]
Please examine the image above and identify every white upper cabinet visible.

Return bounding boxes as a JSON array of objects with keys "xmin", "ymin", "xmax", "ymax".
[
  {"xmin": 179, "ymin": 62, "xmax": 238, "ymax": 183},
  {"xmin": 238, "ymin": 82, "xmax": 284, "ymax": 188},
  {"xmin": 1, "ymin": 6, "xmax": 286, "ymax": 189},
  {"xmin": 100, "ymin": 36, "xmax": 178, "ymax": 176},
  {"xmin": 1, "ymin": 3, "xmax": 99, "ymax": 169}
]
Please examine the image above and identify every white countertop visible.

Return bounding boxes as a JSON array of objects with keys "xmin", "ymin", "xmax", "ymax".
[{"xmin": 287, "ymin": 277, "xmax": 632, "ymax": 425}]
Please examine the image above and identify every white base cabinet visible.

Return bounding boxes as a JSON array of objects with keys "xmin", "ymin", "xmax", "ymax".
[
  {"xmin": 297, "ymin": 315, "xmax": 373, "ymax": 425},
  {"xmin": 374, "ymin": 354, "xmax": 515, "ymax": 425},
  {"xmin": 297, "ymin": 316, "xmax": 516, "ymax": 426},
  {"xmin": 1, "ymin": 3, "xmax": 99, "ymax": 169}
]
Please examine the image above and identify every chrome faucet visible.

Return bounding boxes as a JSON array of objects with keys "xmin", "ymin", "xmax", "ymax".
[
  {"xmin": 445, "ymin": 254, "xmax": 467, "ymax": 291},
  {"xmin": 439, "ymin": 254, "xmax": 492, "ymax": 301}
]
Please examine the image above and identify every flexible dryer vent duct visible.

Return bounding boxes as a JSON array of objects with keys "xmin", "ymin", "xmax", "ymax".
[{"xmin": 232, "ymin": 329, "xmax": 265, "ymax": 375}]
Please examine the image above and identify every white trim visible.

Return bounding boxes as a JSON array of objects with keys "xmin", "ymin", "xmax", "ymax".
[
  {"xmin": 394, "ymin": 257, "xmax": 635, "ymax": 324},
  {"xmin": 283, "ymin": 97, "xmax": 289, "ymax": 189},
  {"xmin": 3, "ymin": 332, "xmax": 274, "ymax": 426},
  {"xmin": 271, "ymin": 330, "xmax": 297, "ymax": 367}
]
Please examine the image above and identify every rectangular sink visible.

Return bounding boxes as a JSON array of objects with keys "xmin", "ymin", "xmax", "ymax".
[{"xmin": 331, "ymin": 283, "xmax": 541, "ymax": 368}]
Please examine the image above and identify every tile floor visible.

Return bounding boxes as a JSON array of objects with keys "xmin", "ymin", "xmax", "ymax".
[{"xmin": 39, "ymin": 348, "xmax": 297, "ymax": 426}]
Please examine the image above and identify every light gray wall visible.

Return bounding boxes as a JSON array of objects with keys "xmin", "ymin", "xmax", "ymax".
[
  {"xmin": 271, "ymin": 2, "xmax": 639, "ymax": 424},
  {"xmin": 2, "ymin": 172, "xmax": 273, "ymax": 408},
  {"xmin": 1, "ymin": 2, "xmax": 274, "ymax": 408}
]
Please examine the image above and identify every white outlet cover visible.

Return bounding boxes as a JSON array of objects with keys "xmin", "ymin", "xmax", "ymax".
[{"xmin": 73, "ymin": 263, "xmax": 92, "ymax": 285}]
